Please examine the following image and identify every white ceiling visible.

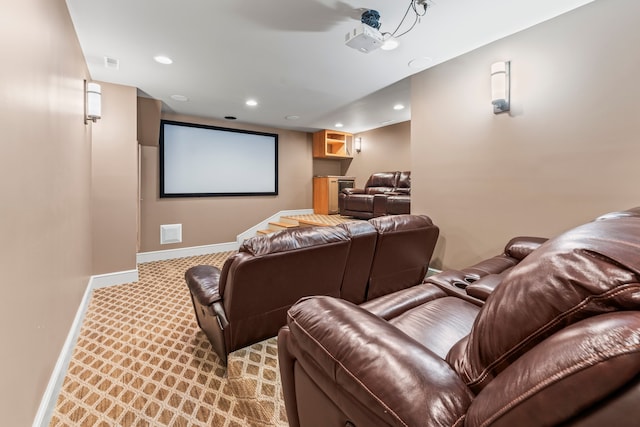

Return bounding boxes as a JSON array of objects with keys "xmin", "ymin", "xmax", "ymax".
[{"xmin": 66, "ymin": 0, "xmax": 593, "ymax": 134}]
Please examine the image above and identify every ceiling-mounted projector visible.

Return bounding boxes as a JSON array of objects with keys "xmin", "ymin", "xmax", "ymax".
[
  {"xmin": 345, "ymin": 24, "xmax": 384, "ymax": 53},
  {"xmin": 345, "ymin": 9, "xmax": 384, "ymax": 53}
]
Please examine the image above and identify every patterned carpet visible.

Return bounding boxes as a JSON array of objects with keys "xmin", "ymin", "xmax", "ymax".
[{"xmin": 50, "ymin": 252, "xmax": 288, "ymax": 427}]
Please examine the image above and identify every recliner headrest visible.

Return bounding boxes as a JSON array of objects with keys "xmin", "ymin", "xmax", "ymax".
[
  {"xmin": 450, "ymin": 211, "xmax": 640, "ymax": 393},
  {"xmin": 240, "ymin": 226, "xmax": 349, "ymax": 256},
  {"xmin": 369, "ymin": 214, "xmax": 434, "ymax": 233},
  {"xmin": 365, "ymin": 172, "xmax": 399, "ymax": 189}
]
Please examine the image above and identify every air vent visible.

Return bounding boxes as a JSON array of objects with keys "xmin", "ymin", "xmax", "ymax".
[
  {"xmin": 160, "ymin": 224, "xmax": 182, "ymax": 244},
  {"xmin": 104, "ymin": 56, "xmax": 119, "ymax": 70}
]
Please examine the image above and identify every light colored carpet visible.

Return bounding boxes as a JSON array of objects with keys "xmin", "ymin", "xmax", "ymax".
[{"xmin": 49, "ymin": 252, "xmax": 288, "ymax": 427}]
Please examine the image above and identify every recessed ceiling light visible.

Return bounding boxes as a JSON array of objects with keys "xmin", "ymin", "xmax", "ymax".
[
  {"xmin": 393, "ymin": 104, "xmax": 405, "ymax": 110},
  {"xmin": 335, "ymin": 123, "xmax": 344, "ymax": 128},
  {"xmin": 171, "ymin": 95, "xmax": 189, "ymax": 102},
  {"xmin": 285, "ymin": 115, "xmax": 300, "ymax": 120},
  {"xmin": 380, "ymin": 120, "xmax": 393, "ymax": 125},
  {"xmin": 408, "ymin": 57, "xmax": 432, "ymax": 69},
  {"xmin": 246, "ymin": 99, "xmax": 258, "ymax": 107},
  {"xmin": 154, "ymin": 55, "xmax": 173, "ymax": 65}
]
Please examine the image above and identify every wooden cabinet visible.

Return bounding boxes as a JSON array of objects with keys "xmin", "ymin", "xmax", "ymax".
[
  {"xmin": 313, "ymin": 130, "xmax": 353, "ymax": 159},
  {"xmin": 313, "ymin": 176, "xmax": 355, "ymax": 214},
  {"xmin": 313, "ymin": 177, "xmax": 337, "ymax": 215}
]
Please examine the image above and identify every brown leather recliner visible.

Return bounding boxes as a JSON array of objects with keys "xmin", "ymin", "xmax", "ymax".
[
  {"xmin": 278, "ymin": 207, "xmax": 640, "ymax": 426},
  {"xmin": 185, "ymin": 214, "xmax": 439, "ymax": 363},
  {"xmin": 339, "ymin": 171, "xmax": 411, "ymax": 219},
  {"xmin": 186, "ymin": 225, "xmax": 352, "ymax": 364}
]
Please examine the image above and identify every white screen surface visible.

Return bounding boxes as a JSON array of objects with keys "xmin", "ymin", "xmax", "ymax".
[{"xmin": 160, "ymin": 121, "xmax": 278, "ymax": 197}]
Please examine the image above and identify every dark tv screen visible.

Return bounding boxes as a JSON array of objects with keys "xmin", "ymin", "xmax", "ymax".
[{"xmin": 159, "ymin": 120, "xmax": 278, "ymax": 197}]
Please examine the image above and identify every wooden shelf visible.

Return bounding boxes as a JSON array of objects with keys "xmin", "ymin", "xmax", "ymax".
[{"xmin": 313, "ymin": 130, "xmax": 353, "ymax": 159}]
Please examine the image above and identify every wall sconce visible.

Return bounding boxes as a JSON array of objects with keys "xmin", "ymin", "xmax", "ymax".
[
  {"xmin": 491, "ymin": 61, "xmax": 510, "ymax": 114},
  {"xmin": 85, "ymin": 80, "xmax": 102, "ymax": 124},
  {"xmin": 354, "ymin": 137, "xmax": 362, "ymax": 153}
]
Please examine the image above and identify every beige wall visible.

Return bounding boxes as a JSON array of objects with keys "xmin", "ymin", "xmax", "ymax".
[
  {"xmin": 139, "ymin": 114, "xmax": 313, "ymax": 252},
  {"xmin": 5, "ymin": 1, "xmax": 636, "ymax": 423},
  {"xmin": 312, "ymin": 157, "xmax": 344, "ymax": 177},
  {"xmin": 411, "ymin": 0, "xmax": 640, "ymax": 269},
  {"xmin": 137, "ymin": 97, "xmax": 162, "ymax": 147},
  {"xmin": 0, "ymin": 0, "xmax": 93, "ymax": 424},
  {"xmin": 92, "ymin": 82, "xmax": 138, "ymax": 274},
  {"xmin": 347, "ymin": 121, "xmax": 411, "ymax": 188}
]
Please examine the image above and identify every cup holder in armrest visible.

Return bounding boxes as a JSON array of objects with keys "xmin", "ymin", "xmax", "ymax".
[
  {"xmin": 453, "ymin": 280, "xmax": 468, "ymax": 289},
  {"xmin": 453, "ymin": 274, "xmax": 481, "ymax": 289},
  {"xmin": 464, "ymin": 274, "xmax": 481, "ymax": 284}
]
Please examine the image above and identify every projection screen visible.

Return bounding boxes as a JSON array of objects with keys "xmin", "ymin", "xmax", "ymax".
[{"xmin": 159, "ymin": 120, "xmax": 278, "ymax": 197}]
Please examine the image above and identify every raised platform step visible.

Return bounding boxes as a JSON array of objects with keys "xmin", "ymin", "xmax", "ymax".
[
  {"xmin": 256, "ymin": 219, "xmax": 300, "ymax": 235},
  {"xmin": 255, "ymin": 214, "xmax": 361, "ymax": 236},
  {"xmin": 256, "ymin": 229, "xmax": 275, "ymax": 235},
  {"xmin": 283, "ymin": 214, "xmax": 359, "ymax": 228},
  {"xmin": 268, "ymin": 221, "xmax": 300, "ymax": 231}
]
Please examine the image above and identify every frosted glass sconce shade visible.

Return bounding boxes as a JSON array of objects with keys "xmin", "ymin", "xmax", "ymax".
[
  {"xmin": 85, "ymin": 81, "xmax": 102, "ymax": 123},
  {"xmin": 491, "ymin": 61, "xmax": 510, "ymax": 114}
]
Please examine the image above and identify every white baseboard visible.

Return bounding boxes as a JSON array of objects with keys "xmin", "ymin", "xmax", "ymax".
[
  {"xmin": 32, "ymin": 268, "xmax": 140, "ymax": 427},
  {"xmin": 137, "ymin": 209, "xmax": 314, "ymax": 264},
  {"xmin": 136, "ymin": 241, "xmax": 240, "ymax": 264},
  {"xmin": 91, "ymin": 269, "xmax": 139, "ymax": 288}
]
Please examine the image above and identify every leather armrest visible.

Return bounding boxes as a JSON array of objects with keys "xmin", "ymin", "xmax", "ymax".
[
  {"xmin": 465, "ymin": 273, "xmax": 505, "ymax": 300},
  {"xmin": 425, "ymin": 269, "xmax": 470, "ymax": 289},
  {"xmin": 184, "ymin": 265, "xmax": 222, "ymax": 306},
  {"xmin": 285, "ymin": 296, "xmax": 473, "ymax": 426},
  {"xmin": 504, "ymin": 236, "xmax": 548, "ymax": 260},
  {"xmin": 372, "ymin": 193, "xmax": 389, "ymax": 216},
  {"xmin": 341, "ymin": 188, "xmax": 364, "ymax": 195}
]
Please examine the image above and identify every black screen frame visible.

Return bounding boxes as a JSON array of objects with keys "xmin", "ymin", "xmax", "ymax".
[{"xmin": 159, "ymin": 119, "xmax": 279, "ymax": 198}]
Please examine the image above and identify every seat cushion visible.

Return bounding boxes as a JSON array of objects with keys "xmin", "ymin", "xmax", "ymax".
[
  {"xmin": 389, "ymin": 296, "xmax": 480, "ymax": 359},
  {"xmin": 342, "ymin": 193, "xmax": 374, "ymax": 212}
]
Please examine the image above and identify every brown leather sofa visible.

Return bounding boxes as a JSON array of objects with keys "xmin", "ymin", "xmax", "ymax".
[
  {"xmin": 339, "ymin": 171, "xmax": 410, "ymax": 219},
  {"xmin": 278, "ymin": 207, "xmax": 640, "ymax": 426},
  {"xmin": 185, "ymin": 214, "xmax": 438, "ymax": 363}
]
